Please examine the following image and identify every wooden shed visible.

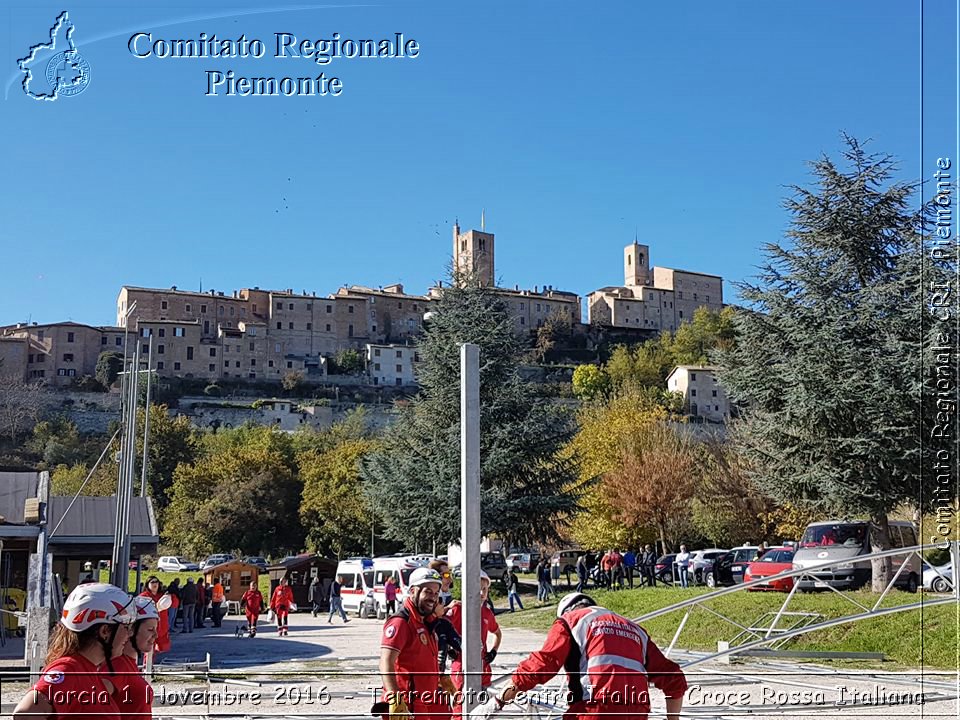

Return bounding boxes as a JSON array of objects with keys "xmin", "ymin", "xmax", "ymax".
[
  {"xmin": 267, "ymin": 555, "xmax": 338, "ymax": 611},
  {"xmin": 203, "ymin": 560, "xmax": 260, "ymax": 602}
]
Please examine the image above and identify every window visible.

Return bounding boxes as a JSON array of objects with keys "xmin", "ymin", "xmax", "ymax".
[
  {"xmin": 68, "ymin": 368, "xmax": 76, "ymax": 376},
  {"xmin": 158, "ymin": 329, "xmax": 165, "ymax": 338},
  {"xmin": 287, "ymin": 361, "xmax": 293, "ymax": 369},
  {"xmin": 520, "ymin": 317, "xmax": 525, "ymax": 325},
  {"xmin": 374, "ymin": 363, "xmax": 381, "ymax": 371},
  {"xmin": 63, "ymin": 353, "xmax": 74, "ymax": 362},
  {"xmin": 174, "ymin": 327, "xmax": 185, "ymax": 337},
  {"xmin": 712, "ymin": 390, "xmax": 717, "ymax": 397},
  {"xmin": 235, "ymin": 361, "xmax": 240, "ymax": 368},
  {"xmin": 268, "ymin": 360, "xmax": 274, "ymax": 367},
  {"xmin": 306, "ymin": 322, "xmax": 312, "ymax": 330},
  {"xmin": 37, "ymin": 331, "xmax": 44, "ymax": 340},
  {"xmin": 28, "ymin": 354, "xmax": 34, "ymax": 363},
  {"xmin": 157, "ymin": 361, "xmax": 164, "ymax": 370},
  {"xmin": 203, "ymin": 320, "xmax": 210, "ymax": 334},
  {"xmin": 398, "ymin": 301, "xmax": 403, "ymax": 309},
  {"xmin": 251, "ymin": 359, "xmax": 256, "ymax": 366},
  {"xmin": 277, "ymin": 302, "xmax": 283, "ymax": 310},
  {"xmin": 249, "ymin": 372, "xmax": 256, "ymax": 379},
  {"xmin": 276, "ymin": 322, "xmax": 282, "ymax": 330},
  {"xmin": 326, "ymin": 324, "xmax": 331, "ymax": 332},
  {"xmin": 348, "ymin": 324, "xmax": 354, "ymax": 337},
  {"xmin": 536, "ymin": 303, "xmax": 541, "ymax": 312},
  {"xmin": 36, "ymin": 354, "xmax": 45, "ymax": 363},
  {"xmin": 141, "ymin": 328, "xmax": 150, "ymax": 338},
  {"xmin": 693, "ymin": 294, "xmax": 698, "ymax": 301},
  {"xmin": 288, "ymin": 303, "xmax": 294, "ymax": 310},
  {"xmin": 249, "ymin": 342, "xmax": 255, "ymax": 351},
  {"xmin": 209, "ymin": 364, "xmax": 215, "ymax": 372},
  {"xmin": 691, "ymin": 389, "xmax": 697, "ymax": 397},
  {"xmin": 678, "ymin": 291, "xmax": 684, "ymax": 299},
  {"xmin": 288, "ymin": 322, "xmax": 294, "ymax": 330},
  {"xmin": 326, "ymin": 305, "xmax": 332, "ymax": 313},
  {"xmin": 372, "ymin": 324, "xmax": 378, "ymax": 333},
  {"xmin": 219, "ymin": 307, "xmax": 224, "ymax": 316},
  {"xmin": 374, "ymin": 349, "xmax": 381, "ymax": 357},
  {"xmin": 395, "ymin": 378, "xmax": 402, "ymax": 386},
  {"xmin": 691, "ymin": 373, "xmax": 697, "ymax": 381},
  {"xmin": 201, "ymin": 304, "xmax": 207, "ymax": 313},
  {"xmin": 706, "ymin": 296, "xmax": 710, "ymax": 302},
  {"xmin": 209, "ymin": 348, "xmax": 217, "ymax": 357},
  {"xmin": 142, "ymin": 344, "xmax": 148, "ymax": 354},
  {"xmin": 348, "ymin": 305, "xmax": 354, "ymax": 314},
  {"xmin": 679, "ymin": 311, "xmax": 683, "ymax": 319},
  {"xmin": 306, "ymin": 303, "xmax": 312, "ymax": 310},
  {"xmin": 186, "ymin": 304, "xmax": 192, "ymax": 312},
  {"xmin": 230, "ymin": 307, "xmax": 234, "ymax": 316},
  {"xmin": 248, "ymin": 328, "xmax": 257, "ymax": 337},
  {"xmin": 174, "ymin": 362, "xmax": 181, "ymax": 371},
  {"xmin": 224, "ymin": 361, "xmax": 229, "ymax": 368},
  {"xmin": 186, "ymin": 347, "xmax": 194, "ymax": 360},
  {"xmin": 275, "ymin": 343, "xmax": 281, "ymax": 353},
  {"xmin": 67, "ymin": 332, "xmax": 75, "ymax": 342},
  {"xmin": 396, "ymin": 364, "xmax": 403, "ymax": 373},
  {"xmin": 101, "ymin": 337, "xmax": 107, "ymax": 345},
  {"xmin": 162, "ymin": 301, "xmax": 168, "ymax": 310},
  {"xmin": 252, "ymin": 304, "xmax": 257, "ymax": 313},
  {"xmin": 396, "ymin": 350, "xmax": 403, "ymax": 358}
]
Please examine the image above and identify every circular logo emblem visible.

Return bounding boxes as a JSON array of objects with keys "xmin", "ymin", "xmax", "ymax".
[
  {"xmin": 419, "ymin": 633, "xmax": 428, "ymax": 645},
  {"xmin": 43, "ymin": 670, "xmax": 65, "ymax": 685},
  {"xmin": 45, "ymin": 50, "xmax": 90, "ymax": 97},
  {"xmin": 385, "ymin": 625, "xmax": 396, "ymax": 639},
  {"xmin": 817, "ymin": 551, "xmax": 829, "ymax": 559}
]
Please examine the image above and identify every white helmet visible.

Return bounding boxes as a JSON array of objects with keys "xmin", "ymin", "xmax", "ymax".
[
  {"xmin": 408, "ymin": 567, "xmax": 443, "ymax": 588},
  {"xmin": 61, "ymin": 583, "xmax": 136, "ymax": 632},
  {"xmin": 133, "ymin": 596, "xmax": 160, "ymax": 621},
  {"xmin": 156, "ymin": 593, "xmax": 173, "ymax": 612},
  {"xmin": 557, "ymin": 592, "xmax": 594, "ymax": 618},
  {"xmin": 479, "ymin": 570, "xmax": 491, "ymax": 584}
]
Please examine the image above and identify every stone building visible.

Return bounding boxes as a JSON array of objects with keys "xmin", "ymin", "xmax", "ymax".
[
  {"xmin": 0, "ymin": 322, "xmax": 128, "ymax": 387},
  {"xmin": 666, "ymin": 365, "xmax": 730, "ymax": 423},
  {"xmin": 365, "ymin": 343, "xmax": 418, "ymax": 387},
  {"xmin": 588, "ymin": 242, "xmax": 724, "ymax": 331}
]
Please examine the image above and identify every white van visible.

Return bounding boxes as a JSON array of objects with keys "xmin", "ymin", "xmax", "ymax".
[
  {"xmin": 371, "ymin": 556, "xmax": 429, "ymax": 619},
  {"xmin": 793, "ymin": 520, "xmax": 920, "ymax": 592},
  {"xmin": 335, "ymin": 557, "xmax": 376, "ymax": 618}
]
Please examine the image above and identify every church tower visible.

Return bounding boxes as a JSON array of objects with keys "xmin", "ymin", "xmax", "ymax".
[
  {"xmin": 452, "ymin": 216, "xmax": 495, "ymax": 287},
  {"xmin": 624, "ymin": 241, "xmax": 651, "ymax": 287}
]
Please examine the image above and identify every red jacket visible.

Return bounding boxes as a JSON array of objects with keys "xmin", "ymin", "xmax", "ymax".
[
  {"xmin": 242, "ymin": 589, "xmax": 265, "ymax": 614},
  {"xmin": 139, "ymin": 589, "xmax": 170, "ymax": 653},
  {"xmin": 380, "ymin": 597, "xmax": 447, "ymax": 719},
  {"xmin": 445, "ymin": 600, "xmax": 499, "ymax": 689},
  {"xmin": 512, "ymin": 606, "xmax": 687, "ymax": 718},
  {"xmin": 271, "ymin": 585, "xmax": 294, "ymax": 611}
]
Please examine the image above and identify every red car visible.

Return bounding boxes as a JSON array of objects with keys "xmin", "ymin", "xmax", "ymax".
[{"xmin": 744, "ymin": 547, "xmax": 795, "ymax": 591}]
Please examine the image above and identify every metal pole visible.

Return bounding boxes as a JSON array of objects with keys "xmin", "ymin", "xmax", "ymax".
[
  {"xmin": 118, "ymin": 340, "xmax": 140, "ymax": 590},
  {"xmin": 460, "ymin": 343, "xmax": 481, "ymax": 715},
  {"xmin": 110, "ymin": 361, "xmax": 129, "ymax": 584},
  {"xmin": 140, "ymin": 335, "xmax": 153, "ymax": 498}
]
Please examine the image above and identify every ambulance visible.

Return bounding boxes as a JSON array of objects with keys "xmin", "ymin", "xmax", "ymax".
[
  {"xmin": 371, "ymin": 555, "xmax": 430, "ymax": 619},
  {"xmin": 334, "ymin": 557, "xmax": 376, "ymax": 618}
]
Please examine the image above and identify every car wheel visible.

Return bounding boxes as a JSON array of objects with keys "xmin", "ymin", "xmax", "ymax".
[
  {"xmin": 905, "ymin": 574, "xmax": 918, "ymax": 594},
  {"xmin": 931, "ymin": 577, "xmax": 951, "ymax": 593},
  {"xmin": 359, "ymin": 603, "xmax": 369, "ymax": 619},
  {"xmin": 663, "ymin": 572, "xmax": 673, "ymax": 584},
  {"xmin": 694, "ymin": 570, "xmax": 702, "ymax": 585},
  {"xmin": 705, "ymin": 572, "xmax": 716, "ymax": 588}
]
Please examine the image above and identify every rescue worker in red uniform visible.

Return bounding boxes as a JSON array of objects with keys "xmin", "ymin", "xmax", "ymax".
[
  {"xmin": 500, "ymin": 593, "xmax": 687, "ymax": 720},
  {"xmin": 444, "ymin": 570, "xmax": 501, "ymax": 713},
  {"xmin": 376, "ymin": 567, "xmax": 452, "ymax": 720},
  {"xmin": 271, "ymin": 577, "xmax": 295, "ymax": 636},
  {"xmin": 242, "ymin": 582, "xmax": 266, "ymax": 637},
  {"xmin": 108, "ymin": 596, "xmax": 159, "ymax": 720},
  {"xmin": 139, "ymin": 576, "xmax": 170, "ymax": 653}
]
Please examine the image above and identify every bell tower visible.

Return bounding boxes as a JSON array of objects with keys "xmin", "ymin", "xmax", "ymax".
[
  {"xmin": 624, "ymin": 241, "xmax": 651, "ymax": 287},
  {"xmin": 453, "ymin": 217, "xmax": 495, "ymax": 287}
]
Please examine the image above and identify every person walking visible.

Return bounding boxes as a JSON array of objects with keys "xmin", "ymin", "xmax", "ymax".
[
  {"xmin": 497, "ymin": 593, "xmax": 688, "ymax": 720},
  {"xmin": 675, "ymin": 545, "xmax": 691, "ymax": 588},
  {"xmin": 179, "ymin": 578, "xmax": 198, "ymax": 633},
  {"xmin": 139, "ymin": 576, "xmax": 171, "ymax": 653},
  {"xmin": 576, "ymin": 554, "xmax": 589, "ymax": 593},
  {"xmin": 384, "ymin": 576, "xmax": 398, "ymax": 617},
  {"xmin": 328, "ymin": 574, "xmax": 350, "ymax": 624},
  {"xmin": 195, "ymin": 579, "xmax": 207, "ymax": 628},
  {"xmin": 271, "ymin": 577, "xmax": 295, "ymax": 636},
  {"xmin": 506, "ymin": 568, "xmax": 525, "ymax": 612},
  {"xmin": 374, "ymin": 568, "xmax": 451, "ymax": 720},
  {"xmin": 210, "ymin": 579, "xmax": 225, "ymax": 627},
  {"xmin": 242, "ymin": 581, "xmax": 266, "ymax": 637},
  {"xmin": 109, "ymin": 596, "xmax": 159, "ymax": 720},
  {"xmin": 13, "ymin": 583, "xmax": 134, "ymax": 720},
  {"xmin": 308, "ymin": 576, "xmax": 322, "ymax": 617}
]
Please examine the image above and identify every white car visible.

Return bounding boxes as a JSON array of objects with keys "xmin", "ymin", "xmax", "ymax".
[
  {"xmin": 922, "ymin": 562, "xmax": 954, "ymax": 593},
  {"xmin": 157, "ymin": 556, "xmax": 200, "ymax": 572}
]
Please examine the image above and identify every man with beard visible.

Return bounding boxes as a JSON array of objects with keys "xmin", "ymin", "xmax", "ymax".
[{"xmin": 376, "ymin": 567, "xmax": 452, "ymax": 720}]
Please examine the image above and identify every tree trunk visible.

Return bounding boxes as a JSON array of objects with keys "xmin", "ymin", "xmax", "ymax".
[
  {"xmin": 870, "ymin": 514, "xmax": 893, "ymax": 592},
  {"xmin": 658, "ymin": 521, "xmax": 670, "ymax": 554}
]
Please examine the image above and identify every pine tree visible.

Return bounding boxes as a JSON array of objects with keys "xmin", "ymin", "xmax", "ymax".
[
  {"xmin": 716, "ymin": 136, "xmax": 953, "ymax": 590},
  {"xmin": 361, "ymin": 273, "xmax": 582, "ymax": 549}
]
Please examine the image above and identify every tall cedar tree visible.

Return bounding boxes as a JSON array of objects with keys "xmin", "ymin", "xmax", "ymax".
[
  {"xmin": 715, "ymin": 136, "xmax": 951, "ymax": 590},
  {"xmin": 362, "ymin": 273, "xmax": 582, "ymax": 550}
]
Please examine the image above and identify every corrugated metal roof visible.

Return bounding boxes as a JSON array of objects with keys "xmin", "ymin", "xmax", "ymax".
[
  {"xmin": 47, "ymin": 496, "xmax": 158, "ymax": 539},
  {"xmin": 0, "ymin": 472, "xmax": 39, "ymax": 524}
]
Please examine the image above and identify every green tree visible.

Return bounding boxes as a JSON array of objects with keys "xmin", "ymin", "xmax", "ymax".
[
  {"xmin": 333, "ymin": 349, "xmax": 364, "ymax": 375},
  {"xmin": 571, "ymin": 364, "xmax": 610, "ymax": 401},
  {"xmin": 96, "ymin": 351, "xmax": 124, "ymax": 388},
  {"xmin": 282, "ymin": 370, "xmax": 306, "ymax": 394},
  {"xmin": 134, "ymin": 405, "xmax": 197, "ymax": 513},
  {"xmin": 534, "ymin": 309, "xmax": 573, "ymax": 362},
  {"xmin": 671, "ymin": 307, "xmax": 736, "ymax": 365},
  {"xmin": 716, "ymin": 137, "xmax": 950, "ymax": 590},
  {"xmin": 362, "ymin": 272, "xmax": 582, "ymax": 550},
  {"xmin": 51, "ymin": 462, "xmax": 117, "ymax": 496}
]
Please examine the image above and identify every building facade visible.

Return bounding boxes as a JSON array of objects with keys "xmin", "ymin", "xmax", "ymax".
[
  {"xmin": 666, "ymin": 365, "xmax": 729, "ymax": 423},
  {"xmin": 365, "ymin": 343, "xmax": 418, "ymax": 386},
  {"xmin": 0, "ymin": 322, "xmax": 129, "ymax": 387}
]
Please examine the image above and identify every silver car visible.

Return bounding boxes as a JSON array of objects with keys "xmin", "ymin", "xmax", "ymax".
[{"xmin": 922, "ymin": 562, "xmax": 954, "ymax": 593}]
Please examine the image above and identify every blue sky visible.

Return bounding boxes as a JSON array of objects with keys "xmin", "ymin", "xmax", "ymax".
[{"xmin": 1, "ymin": 1, "xmax": 955, "ymax": 327}]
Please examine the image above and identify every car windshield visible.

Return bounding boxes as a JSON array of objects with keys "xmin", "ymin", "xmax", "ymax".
[
  {"xmin": 800, "ymin": 524, "xmax": 866, "ymax": 548},
  {"xmin": 177, "ymin": 557, "xmax": 190, "ymax": 563}
]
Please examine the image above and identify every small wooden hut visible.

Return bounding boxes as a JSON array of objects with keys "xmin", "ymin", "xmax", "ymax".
[
  {"xmin": 267, "ymin": 555, "xmax": 338, "ymax": 611},
  {"xmin": 203, "ymin": 560, "xmax": 260, "ymax": 602}
]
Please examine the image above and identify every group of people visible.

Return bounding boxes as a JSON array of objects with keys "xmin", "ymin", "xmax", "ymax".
[
  {"xmin": 377, "ymin": 567, "xmax": 688, "ymax": 720},
  {"xmin": 575, "ymin": 546, "xmax": 663, "ymax": 591},
  {"xmin": 137, "ymin": 575, "xmax": 227, "ymax": 652}
]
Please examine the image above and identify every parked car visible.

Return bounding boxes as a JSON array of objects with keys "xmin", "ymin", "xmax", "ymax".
[
  {"xmin": 481, "ymin": 552, "xmax": 508, "ymax": 581},
  {"xmin": 506, "ymin": 552, "xmax": 539, "ymax": 573},
  {"xmin": 793, "ymin": 520, "xmax": 919, "ymax": 592},
  {"xmin": 705, "ymin": 546, "xmax": 759, "ymax": 588},
  {"xmin": 200, "ymin": 553, "xmax": 235, "ymax": 570},
  {"xmin": 157, "ymin": 556, "xmax": 200, "ymax": 572},
  {"xmin": 922, "ymin": 562, "xmax": 954, "ymax": 593},
  {"xmin": 689, "ymin": 549, "xmax": 729, "ymax": 585},
  {"xmin": 654, "ymin": 554, "xmax": 678, "ymax": 584},
  {"xmin": 243, "ymin": 556, "xmax": 268, "ymax": 571},
  {"xmin": 744, "ymin": 547, "xmax": 796, "ymax": 591}
]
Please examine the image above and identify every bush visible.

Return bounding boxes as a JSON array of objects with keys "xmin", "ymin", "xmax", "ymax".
[{"xmin": 204, "ymin": 384, "xmax": 223, "ymax": 397}]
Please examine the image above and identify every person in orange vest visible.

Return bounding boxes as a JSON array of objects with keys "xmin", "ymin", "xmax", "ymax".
[
  {"xmin": 241, "ymin": 582, "xmax": 266, "ymax": 637},
  {"xmin": 210, "ymin": 579, "xmax": 226, "ymax": 628},
  {"xmin": 270, "ymin": 576, "xmax": 295, "ymax": 636},
  {"xmin": 499, "ymin": 593, "xmax": 687, "ymax": 720}
]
